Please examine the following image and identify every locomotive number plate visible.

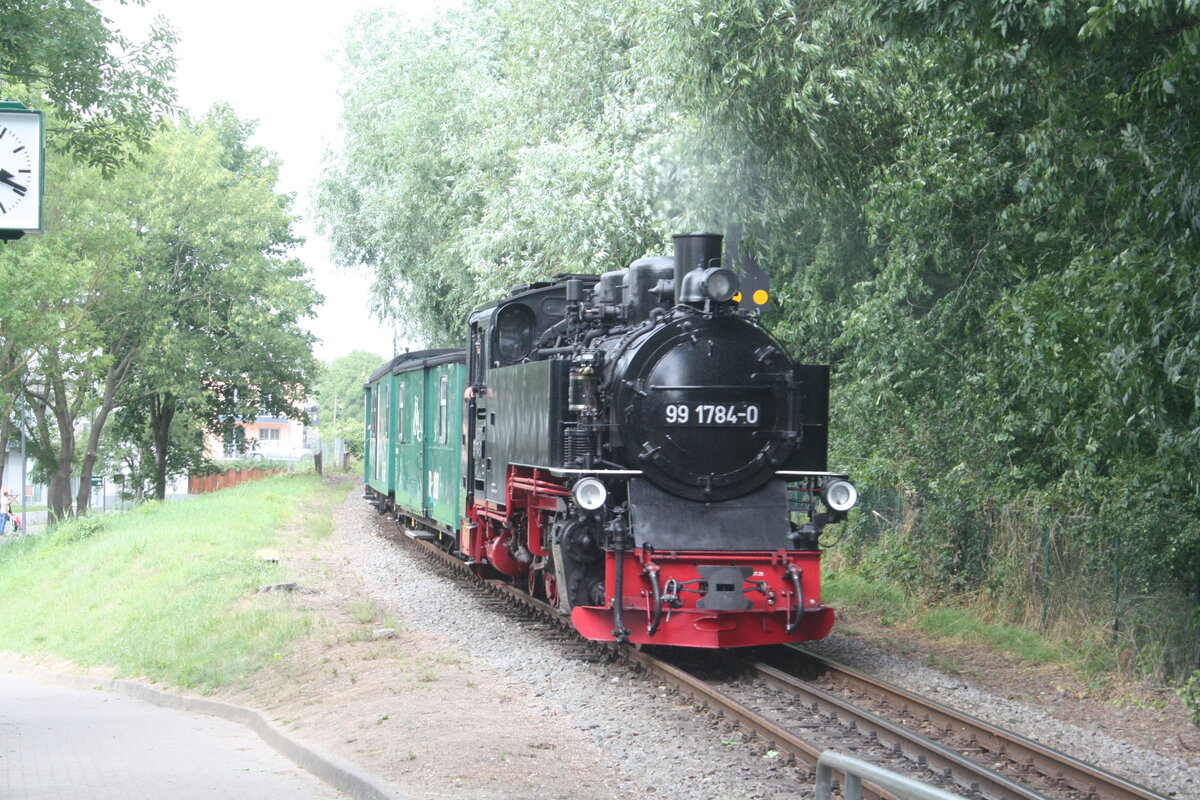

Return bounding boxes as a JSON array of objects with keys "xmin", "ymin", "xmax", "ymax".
[{"xmin": 663, "ymin": 403, "xmax": 761, "ymax": 426}]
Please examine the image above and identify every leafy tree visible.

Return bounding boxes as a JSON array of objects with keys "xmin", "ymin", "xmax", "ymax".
[
  {"xmin": 0, "ymin": 207, "xmax": 83, "ymax": 489},
  {"xmin": 316, "ymin": 7, "xmax": 495, "ymax": 344},
  {"xmin": 0, "ymin": 0, "xmax": 177, "ymax": 172},
  {"xmin": 315, "ymin": 350, "xmax": 383, "ymax": 455},
  {"xmin": 317, "ymin": 1, "xmax": 664, "ymax": 345},
  {"xmin": 0, "ymin": 0, "xmax": 176, "ymax": 489},
  {"xmin": 112, "ymin": 106, "xmax": 320, "ymax": 500},
  {"xmin": 14, "ymin": 147, "xmax": 143, "ymax": 519},
  {"xmin": 840, "ymin": 0, "xmax": 1200, "ymax": 580},
  {"xmin": 18, "ymin": 109, "xmax": 319, "ymax": 514}
]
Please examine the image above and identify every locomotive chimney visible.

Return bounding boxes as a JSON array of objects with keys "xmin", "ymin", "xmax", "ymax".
[{"xmin": 673, "ymin": 232, "xmax": 723, "ymax": 303}]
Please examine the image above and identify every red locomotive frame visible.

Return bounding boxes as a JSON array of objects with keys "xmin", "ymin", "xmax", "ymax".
[{"xmin": 461, "ymin": 466, "xmax": 835, "ymax": 648}]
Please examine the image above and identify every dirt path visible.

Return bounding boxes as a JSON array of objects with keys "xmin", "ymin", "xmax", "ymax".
[{"xmin": 217, "ymin": 479, "xmax": 639, "ymax": 800}]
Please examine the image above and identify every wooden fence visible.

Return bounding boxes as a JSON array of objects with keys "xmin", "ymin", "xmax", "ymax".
[{"xmin": 188, "ymin": 468, "xmax": 284, "ymax": 495}]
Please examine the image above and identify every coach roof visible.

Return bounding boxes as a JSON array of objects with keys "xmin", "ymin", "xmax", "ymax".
[{"xmin": 366, "ymin": 348, "xmax": 465, "ymax": 384}]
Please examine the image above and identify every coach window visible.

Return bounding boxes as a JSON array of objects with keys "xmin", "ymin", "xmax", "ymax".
[
  {"xmin": 397, "ymin": 384, "xmax": 406, "ymax": 443},
  {"xmin": 374, "ymin": 383, "xmax": 388, "ymax": 482},
  {"xmin": 438, "ymin": 375, "xmax": 449, "ymax": 444}
]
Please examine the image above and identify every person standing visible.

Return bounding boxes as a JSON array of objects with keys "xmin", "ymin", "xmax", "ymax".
[
  {"xmin": 3, "ymin": 488, "xmax": 16, "ymax": 532},
  {"xmin": 0, "ymin": 487, "xmax": 10, "ymax": 535}
]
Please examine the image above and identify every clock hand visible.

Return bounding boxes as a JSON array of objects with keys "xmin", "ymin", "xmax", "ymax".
[{"xmin": 0, "ymin": 169, "xmax": 27, "ymax": 196}]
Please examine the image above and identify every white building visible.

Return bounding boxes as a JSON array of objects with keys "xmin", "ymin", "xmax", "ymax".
[{"xmin": 1, "ymin": 439, "xmax": 43, "ymax": 506}]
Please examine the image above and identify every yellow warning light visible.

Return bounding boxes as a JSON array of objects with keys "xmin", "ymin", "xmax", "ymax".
[
  {"xmin": 753, "ymin": 289, "xmax": 769, "ymax": 305},
  {"xmin": 733, "ymin": 291, "xmax": 743, "ymax": 303}
]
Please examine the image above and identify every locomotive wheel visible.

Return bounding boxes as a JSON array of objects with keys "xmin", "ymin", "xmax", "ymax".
[{"xmin": 527, "ymin": 568, "xmax": 541, "ymax": 599}]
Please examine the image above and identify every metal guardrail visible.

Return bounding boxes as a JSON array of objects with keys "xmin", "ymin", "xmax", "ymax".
[{"xmin": 816, "ymin": 751, "xmax": 969, "ymax": 800}]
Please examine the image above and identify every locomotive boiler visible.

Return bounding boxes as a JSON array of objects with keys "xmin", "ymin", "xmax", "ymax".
[{"xmin": 447, "ymin": 232, "xmax": 857, "ymax": 647}]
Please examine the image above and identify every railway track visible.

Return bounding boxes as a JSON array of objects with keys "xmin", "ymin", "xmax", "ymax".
[
  {"xmin": 771, "ymin": 647, "xmax": 1167, "ymax": 800},
  {"xmin": 389, "ymin": 522, "xmax": 1172, "ymax": 800}
]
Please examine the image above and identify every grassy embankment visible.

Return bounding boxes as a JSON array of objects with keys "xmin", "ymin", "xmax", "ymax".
[
  {"xmin": 0, "ymin": 474, "xmax": 348, "ymax": 691},
  {"xmin": 824, "ymin": 574, "xmax": 1077, "ymax": 668},
  {"xmin": 820, "ymin": 500, "xmax": 1199, "ymax": 705},
  {"xmin": 822, "ymin": 566, "xmax": 1174, "ymax": 705},
  {"xmin": 0, "ymin": 470, "xmax": 1173, "ymax": 709}
]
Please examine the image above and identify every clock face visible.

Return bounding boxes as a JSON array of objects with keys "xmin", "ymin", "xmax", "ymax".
[
  {"xmin": 0, "ymin": 109, "xmax": 42, "ymax": 232},
  {"xmin": 0, "ymin": 127, "xmax": 33, "ymax": 215}
]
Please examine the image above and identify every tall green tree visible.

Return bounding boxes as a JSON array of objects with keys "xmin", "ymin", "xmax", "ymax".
[
  {"xmin": 19, "ymin": 109, "xmax": 319, "ymax": 515},
  {"xmin": 110, "ymin": 106, "xmax": 320, "ymax": 500},
  {"xmin": 15, "ymin": 148, "xmax": 143, "ymax": 519},
  {"xmin": 315, "ymin": 350, "xmax": 384, "ymax": 455},
  {"xmin": 316, "ymin": 1, "xmax": 665, "ymax": 344},
  {"xmin": 0, "ymin": 0, "xmax": 177, "ymax": 491},
  {"xmin": 0, "ymin": 0, "xmax": 177, "ymax": 172},
  {"xmin": 838, "ymin": 0, "xmax": 1200, "ymax": 582}
]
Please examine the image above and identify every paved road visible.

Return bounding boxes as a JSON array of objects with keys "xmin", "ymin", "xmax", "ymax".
[{"xmin": 0, "ymin": 673, "xmax": 347, "ymax": 800}]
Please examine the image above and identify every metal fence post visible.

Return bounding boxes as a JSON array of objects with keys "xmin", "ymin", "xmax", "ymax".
[
  {"xmin": 1041, "ymin": 517, "xmax": 1050, "ymax": 630},
  {"xmin": 1113, "ymin": 528, "xmax": 1122, "ymax": 641},
  {"xmin": 815, "ymin": 751, "xmax": 967, "ymax": 800}
]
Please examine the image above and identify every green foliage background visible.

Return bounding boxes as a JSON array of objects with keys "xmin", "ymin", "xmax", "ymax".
[
  {"xmin": 318, "ymin": 0, "xmax": 1200, "ymax": 675},
  {"xmin": 315, "ymin": 350, "xmax": 386, "ymax": 456},
  {"xmin": 1, "ymin": 3, "xmax": 320, "ymax": 514}
]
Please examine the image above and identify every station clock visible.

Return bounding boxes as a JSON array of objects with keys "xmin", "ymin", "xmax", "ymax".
[{"xmin": 0, "ymin": 103, "xmax": 45, "ymax": 240}]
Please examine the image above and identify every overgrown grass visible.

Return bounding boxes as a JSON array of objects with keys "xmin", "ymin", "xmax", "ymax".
[
  {"xmin": 826, "ymin": 489, "xmax": 1200, "ymax": 704},
  {"xmin": 0, "ymin": 475, "xmax": 346, "ymax": 691},
  {"xmin": 824, "ymin": 572, "xmax": 1117, "ymax": 679}
]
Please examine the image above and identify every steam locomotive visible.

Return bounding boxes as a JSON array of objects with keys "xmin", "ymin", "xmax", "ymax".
[{"xmin": 364, "ymin": 232, "xmax": 857, "ymax": 648}]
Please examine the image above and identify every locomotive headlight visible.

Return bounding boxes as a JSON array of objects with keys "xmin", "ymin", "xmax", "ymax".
[
  {"xmin": 822, "ymin": 478, "xmax": 858, "ymax": 512},
  {"xmin": 572, "ymin": 477, "xmax": 607, "ymax": 511},
  {"xmin": 702, "ymin": 268, "xmax": 739, "ymax": 302}
]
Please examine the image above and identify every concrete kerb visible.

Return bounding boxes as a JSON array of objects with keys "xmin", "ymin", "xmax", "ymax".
[{"xmin": 1, "ymin": 661, "xmax": 411, "ymax": 800}]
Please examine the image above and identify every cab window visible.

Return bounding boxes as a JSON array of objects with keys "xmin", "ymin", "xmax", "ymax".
[{"xmin": 494, "ymin": 303, "xmax": 536, "ymax": 365}]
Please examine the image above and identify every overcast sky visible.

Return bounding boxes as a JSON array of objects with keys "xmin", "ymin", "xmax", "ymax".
[{"xmin": 101, "ymin": 0, "xmax": 453, "ymax": 364}]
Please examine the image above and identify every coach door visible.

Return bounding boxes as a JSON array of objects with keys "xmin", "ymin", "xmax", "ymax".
[
  {"xmin": 364, "ymin": 384, "xmax": 375, "ymax": 487},
  {"xmin": 391, "ymin": 368, "xmax": 419, "ymax": 515},
  {"xmin": 424, "ymin": 365, "xmax": 464, "ymax": 529},
  {"xmin": 373, "ymin": 379, "xmax": 389, "ymax": 489}
]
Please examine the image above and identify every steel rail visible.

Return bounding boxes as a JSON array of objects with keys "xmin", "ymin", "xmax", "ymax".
[
  {"xmin": 391, "ymin": 525, "xmax": 1166, "ymax": 800},
  {"xmin": 400, "ymin": 528, "xmax": 1010, "ymax": 799},
  {"xmin": 753, "ymin": 661, "xmax": 1039, "ymax": 800},
  {"xmin": 393, "ymin": 529, "xmax": 900, "ymax": 800},
  {"xmin": 491, "ymin": 590, "xmax": 904, "ymax": 800},
  {"xmin": 788, "ymin": 647, "xmax": 1170, "ymax": 800}
]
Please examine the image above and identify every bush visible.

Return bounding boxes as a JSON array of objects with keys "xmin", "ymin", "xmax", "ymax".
[
  {"xmin": 831, "ymin": 485, "xmax": 1200, "ymax": 682},
  {"xmin": 1178, "ymin": 671, "xmax": 1200, "ymax": 728}
]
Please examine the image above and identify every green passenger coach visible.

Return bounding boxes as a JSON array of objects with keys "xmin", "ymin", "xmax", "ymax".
[{"xmin": 363, "ymin": 349, "xmax": 466, "ymax": 543}]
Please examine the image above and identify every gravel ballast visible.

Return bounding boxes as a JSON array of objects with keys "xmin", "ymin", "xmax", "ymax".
[{"xmin": 336, "ymin": 491, "xmax": 1199, "ymax": 800}]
